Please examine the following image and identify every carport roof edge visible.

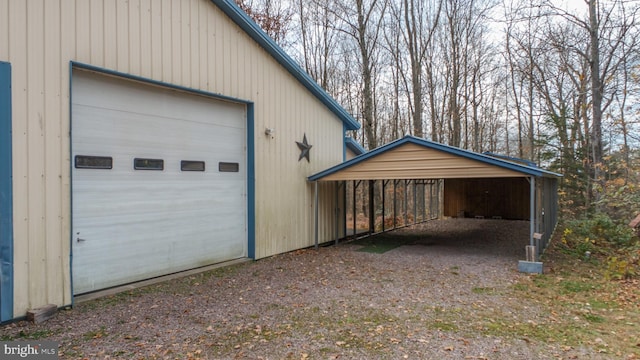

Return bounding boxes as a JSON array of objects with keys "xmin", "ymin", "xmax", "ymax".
[
  {"xmin": 212, "ymin": 0, "xmax": 360, "ymax": 131},
  {"xmin": 308, "ymin": 135, "xmax": 563, "ymax": 181}
]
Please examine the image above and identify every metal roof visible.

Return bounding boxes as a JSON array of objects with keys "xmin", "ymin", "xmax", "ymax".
[
  {"xmin": 211, "ymin": 0, "xmax": 360, "ymax": 131},
  {"xmin": 309, "ymin": 135, "xmax": 563, "ymax": 181}
]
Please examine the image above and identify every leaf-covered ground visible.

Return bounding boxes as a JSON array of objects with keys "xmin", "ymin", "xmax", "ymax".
[{"xmin": 1, "ymin": 219, "xmax": 639, "ymax": 359}]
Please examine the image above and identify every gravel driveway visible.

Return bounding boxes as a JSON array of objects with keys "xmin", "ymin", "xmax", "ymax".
[{"xmin": 1, "ymin": 219, "xmax": 612, "ymax": 359}]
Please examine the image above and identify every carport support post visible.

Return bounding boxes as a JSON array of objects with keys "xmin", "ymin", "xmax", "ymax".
[
  {"xmin": 369, "ymin": 180, "xmax": 375, "ymax": 234},
  {"xmin": 393, "ymin": 180, "xmax": 398, "ymax": 229},
  {"xmin": 335, "ymin": 181, "xmax": 340, "ymax": 245},
  {"xmin": 353, "ymin": 181, "xmax": 359, "ymax": 238},
  {"xmin": 314, "ymin": 180, "xmax": 319, "ymax": 250},
  {"xmin": 416, "ymin": 181, "xmax": 420, "ymax": 222},
  {"xmin": 529, "ymin": 176, "xmax": 536, "ymax": 258},
  {"xmin": 404, "ymin": 180, "xmax": 409, "ymax": 225}
]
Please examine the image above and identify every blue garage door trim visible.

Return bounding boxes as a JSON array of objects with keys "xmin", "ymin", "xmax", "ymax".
[
  {"xmin": 247, "ymin": 103, "xmax": 255, "ymax": 259},
  {"xmin": 0, "ymin": 61, "xmax": 13, "ymax": 322}
]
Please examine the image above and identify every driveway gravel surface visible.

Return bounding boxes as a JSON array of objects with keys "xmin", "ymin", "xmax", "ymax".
[{"xmin": 0, "ymin": 219, "xmax": 615, "ymax": 359}]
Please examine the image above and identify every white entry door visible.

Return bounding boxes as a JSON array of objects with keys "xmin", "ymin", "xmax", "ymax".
[{"xmin": 71, "ymin": 70, "xmax": 247, "ymax": 294}]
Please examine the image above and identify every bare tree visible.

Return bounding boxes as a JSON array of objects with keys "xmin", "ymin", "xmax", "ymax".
[
  {"xmin": 236, "ymin": 0, "xmax": 294, "ymax": 46},
  {"xmin": 539, "ymin": 0, "xmax": 640, "ymax": 206},
  {"xmin": 402, "ymin": 0, "xmax": 443, "ymax": 138}
]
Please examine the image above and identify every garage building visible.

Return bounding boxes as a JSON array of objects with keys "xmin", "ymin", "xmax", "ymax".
[{"xmin": 0, "ymin": 0, "xmax": 359, "ymax": 321}]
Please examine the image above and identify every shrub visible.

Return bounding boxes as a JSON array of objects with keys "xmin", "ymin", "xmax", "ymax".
[
  {"xmin": 560, "ymin": 213, "xmax": 638, "ymax": 261},
  {"xmin": 564, "ymin": 213, "xmax": 637, "ymax": 249},
  {"xmin": 605, "ymin": 245, "xmax": 640, "ymax": 280}
]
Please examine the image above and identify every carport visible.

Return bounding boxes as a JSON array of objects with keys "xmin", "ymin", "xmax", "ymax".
[{"xmin": 309, "ymin": 136, "xmax": 562, "ymax": 271}]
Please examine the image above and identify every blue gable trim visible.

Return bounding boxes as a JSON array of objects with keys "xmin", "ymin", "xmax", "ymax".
[
  {"xmin": 309, "ymin": 135, "xmax": 562, "ymax": 181},
  {"xmin": 210, "ymin": 0, "xmax": 359, "ymax": 131},
  {"xmin": 483, "ymin": 152, "xmax": 538, "ymax": 168},
  {"xmin": 0, "ymin": 61, "xmax": 13, "ymax": 322}
]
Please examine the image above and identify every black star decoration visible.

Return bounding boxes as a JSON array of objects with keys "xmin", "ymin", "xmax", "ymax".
[{"xmin": 296, "ymin": 133, "xmax": 312, "ymax": 162}]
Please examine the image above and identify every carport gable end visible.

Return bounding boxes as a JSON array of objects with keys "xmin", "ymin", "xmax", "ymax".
[
  {"xmin": 308, "ymin": 135, "xmax": 561, "ymax": 182},
  {"xmin": 309, "ymin": 135, "xmax": 562, "ymax": 273}
]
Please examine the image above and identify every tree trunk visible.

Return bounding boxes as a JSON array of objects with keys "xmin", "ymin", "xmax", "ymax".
[{"xmin": 589, "ymin": 0, "xmax": 604, "ymax": 205}]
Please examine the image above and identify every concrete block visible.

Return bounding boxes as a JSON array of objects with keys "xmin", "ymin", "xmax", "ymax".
[{"xmin": 518, "ymin": 260, "xmax": 543, "ymax": 274}]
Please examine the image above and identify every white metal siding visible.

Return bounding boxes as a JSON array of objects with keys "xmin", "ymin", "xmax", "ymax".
[
  {"xmin": 71, "ymin": 70, "xmax": 247, "ymax": 294},
  {"xmin": 1, "ymin": 0, "xmax": 346, "ymax": 316}
]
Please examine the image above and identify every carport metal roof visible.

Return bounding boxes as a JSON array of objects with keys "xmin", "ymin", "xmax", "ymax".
[{"xmin": 309, "ymin": 135, "xmax": 561, "ymax": 181}]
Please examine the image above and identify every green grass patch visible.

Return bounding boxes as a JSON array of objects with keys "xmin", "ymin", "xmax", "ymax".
[
  {"xmin": 430, "ymin": 320, "xmax": 457, "ymax": 332},
  {"xmin": 583, "ymin": 313, "xmax": 605, "ymax": 323},
  {"xmin": 559, "ymin": 280, "xmax": 596, "ymax": 294},
  {"xmin": 512, "ymin": 283, "xmax": 528, "ymax": 291},
  {"xmin": 0, "ymin": 329, "xmax": 56, "ymax": 341},
  {"xmin": 83, "ymin": 326, "xmax": 108, "ymax": 340},
  {"xmin": 587, "ymin": 299, "xmax": 616, "ymax": 310},
  {"xmin": 472, "ymin": 286, "xmax": 498, "ymax": 295}
]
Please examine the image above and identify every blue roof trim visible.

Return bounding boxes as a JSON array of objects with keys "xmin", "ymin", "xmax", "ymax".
[
  {"xmin": 309, "ymin": 135, "xmax": 563, "ymax": 181},
  {"xmin": 483, "ymin": 152, "xmax": 538, "ymax": 168},
  {"xmin": 210, "ymin": 0, "xmax": 360, "ymax": 131},
  {"xmin": 345, "ymin": 137, "xmax": 366, "ymax": 156}
]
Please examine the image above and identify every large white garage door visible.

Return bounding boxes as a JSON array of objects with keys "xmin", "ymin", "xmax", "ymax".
[{"xmin": 71, "ymin": 70, "xmax": 247, "ymax": 294}]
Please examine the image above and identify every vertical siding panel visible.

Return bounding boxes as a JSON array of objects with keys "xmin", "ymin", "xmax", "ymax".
[
  {"xmin": 205, "ymin": 9, "xmax": 215, "ymax": 92},
  {"xmin": 160, "ymin": 0, "xmax": 171, "ymax": 82},
  {"xmin": 75, "ymin": 0, "xmax": 90, "ymax": 62},
  {"xmin": 89, "ymin": 0, "xmax": 104, "ymax": 66},
  {"xmin": 128, "ymin": 0, "xmax": 141, "ymax": 75},
  {"xmin": 285, "ymin": 75, "xmax": 296, "ymax": 251},
  {"xmin": 139, "ymin": 0, "xmax": 152, "ymax": 78},
  {"xmin": 103, "ymin": 0, "xmax": 117, "ymax": 69},
  {"xmin": 283, "ymin": 66, "xmax": 293, "ymax": 251},
  {"xmin": 26, "ymin": 0, "xmax": 47, "ymax": 309},
  {"xmin": 222, "ymin": 11, "xmax": 231, "ymax": 93},
  {"xmin": 249, "ymin": 39, "xmax": 259, "ymax": 98},
  {"xmin": 229, "ymin": 27, "xmax": 240, "ymax": 98},
  {"xmin": 59, "ymin": 0, "xmax": 76, "ymax": 311},
  {"xmin": 9, "ymin": 0, "xmax": 29, "ymax": 314},
  {"xmin": 198, "ymin": 1, "xmax": 208, "ymax": 90},
  {"xmin": 170, "ymin": 0, "xmax": 181, "ymax": 84},
  {"xmin": 149, "ymin": 0, "xmax": 162, "ymax": 79},
  {"xmin": 236, "ymin": 36, "xmax": 245, "ymax": 97},
  {"xmin": 189, "ymin": 0, "xmax": 199, "ymax": 87},
  {"xmin": 213, "ymin": 8, "xmax": 224, "ymax": 91},
  {"xmin": 0, "ymin": 0, "xmax": 8, "ymax": 59},
  {"xmin": 43, "ymin": 0, "xmax": 64, "ymax": 305},
  {"xmin": 180, "ymin": 0, "xmax": 190, "ymax": 86},
  {"xmin": 256, "ymin": 61, "xmax": 268, "ymax": 257},
  {"xmin": 116, "ymin": 0, "xmax": 129, "ymax": 72}
]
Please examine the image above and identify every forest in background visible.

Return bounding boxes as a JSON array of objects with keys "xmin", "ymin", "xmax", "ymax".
[{"xmin": 237, "ymin": 0, "xmax": 640, "ymax": 276}]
